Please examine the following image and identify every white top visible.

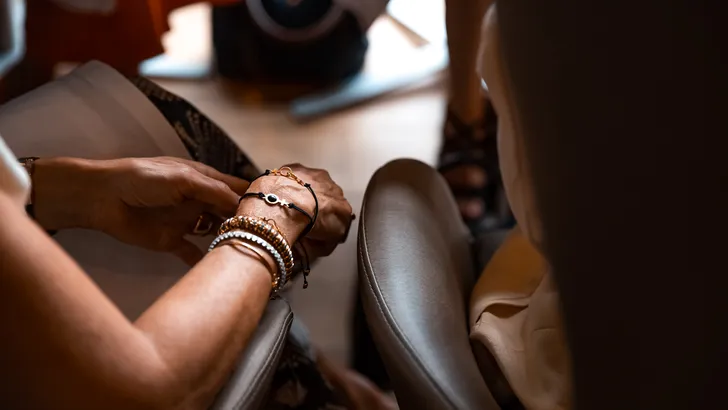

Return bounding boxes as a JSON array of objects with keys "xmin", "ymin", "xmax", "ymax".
[{"xmin": 0, "ymin": 135, "xmax": 29, "ymax": 208}]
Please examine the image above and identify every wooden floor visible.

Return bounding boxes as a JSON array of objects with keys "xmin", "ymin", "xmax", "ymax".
[{"xmin": 156, "ymin": 5, "xmax": 445, "ymax": 365}]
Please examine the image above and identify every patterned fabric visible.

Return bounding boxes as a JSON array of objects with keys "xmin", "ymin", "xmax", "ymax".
[
  {"xmin": 130, "ymin": 76, "xmax": 259, "ymax": 182},
  {"xmin": 133, "ymin": 77, "xmax": 345, "ymax": 409}
]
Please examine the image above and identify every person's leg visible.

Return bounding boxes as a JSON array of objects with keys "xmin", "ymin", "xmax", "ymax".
[
  {"xmin": 445, "ymin": 0, "xmax": 492, "ymax": 125},
  {"xmin": 440, "ymin": 0, "xmax": 501, "ymax": 231}
]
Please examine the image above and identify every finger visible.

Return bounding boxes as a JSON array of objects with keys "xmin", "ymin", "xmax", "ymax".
[
  {"xmin": 172, "ymin": 239, "xmax": 205, "ymax": 266},
  {"xmin": 168, "ymin": 158, "xmax": 251, "ymax": 194},
  {"xmin": 178, "ymin": 173, "xmax": 240, "ymax": 217}
]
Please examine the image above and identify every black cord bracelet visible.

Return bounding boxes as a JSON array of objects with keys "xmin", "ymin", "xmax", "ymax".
[
  {"xmin": 293, "ymin": 243, "xmax": 311, "ymax": 289},
  {"xmin": 241, "ymin": 192, "xmax": 314, "ymax": 228},
  {"xmin": 241, "ymin": 169, "xmax": 319, "ymax": 237},
  {"xmin": 301, "ymin": 182, "xmax": 318, "ymax": 237}
]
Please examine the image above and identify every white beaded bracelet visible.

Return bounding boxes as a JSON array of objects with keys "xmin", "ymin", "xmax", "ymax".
[{"xmin": 209, "ymin": 231, "xmax": 288, "ymax": 290}]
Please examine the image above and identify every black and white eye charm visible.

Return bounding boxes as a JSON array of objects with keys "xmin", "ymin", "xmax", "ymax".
[{"xmin": 263, "ymin": 193, "xmax": 290, "ymax": 207}]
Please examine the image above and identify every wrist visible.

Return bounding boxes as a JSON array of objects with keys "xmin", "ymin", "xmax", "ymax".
[
  {"xmin": 237, "ymin": 177, "xmax": 314, "ymax": 242},
  {"xmin": 33, "ymin": 157, "xmax": 103, "ymax": 230},
  {"xmin": 210, "ymin": 244, "xmax": 274, "ymax": 285}
]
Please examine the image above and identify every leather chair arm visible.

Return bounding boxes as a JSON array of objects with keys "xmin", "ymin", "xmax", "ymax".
[
  {"xmin": 358, "ymin": 158, "xmax": 500, "ymax": 410},
  {"xmin": 210, "ymin": 298, "xmax": 293, "ymax": 410}
]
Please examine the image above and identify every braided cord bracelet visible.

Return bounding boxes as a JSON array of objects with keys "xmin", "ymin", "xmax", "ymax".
[
  {"xmin": 242, "ymin": 168, "xmax": 319, "ymax": 237},
  {"xmin": 240, "ymin": 192, "xmax": 313, "ymax": 232},
  {"xmin": 269, "ymin": 167, "xmax": 319, "ymax": 237}
]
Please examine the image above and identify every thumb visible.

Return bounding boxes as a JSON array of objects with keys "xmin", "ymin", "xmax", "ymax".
[{"xmin": 172, "ymin": 239, "xmax": 205, "ymax": 266}]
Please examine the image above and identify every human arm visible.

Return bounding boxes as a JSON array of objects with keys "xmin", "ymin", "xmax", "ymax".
[
  {"xmin": 0, "ymin": 190, "xmax": 278, "ymax": 409},
  {"xmin": 29, "ymin": 156, "xmax": 250, "ymax": 265},
  {"xmin": 0, "ymin": 161, "xmax": 352, "ymax": 409}
]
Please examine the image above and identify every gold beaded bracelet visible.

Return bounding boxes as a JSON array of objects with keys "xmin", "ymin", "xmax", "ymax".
[{"xmin": 219, "ymin": 216, "xmax": 294, "ymax": 277}]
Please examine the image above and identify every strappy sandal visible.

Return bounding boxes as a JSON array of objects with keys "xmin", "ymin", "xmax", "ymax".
[{"xmin": 438, "ymin": 103, "xmax": 512, "ymax": 233}]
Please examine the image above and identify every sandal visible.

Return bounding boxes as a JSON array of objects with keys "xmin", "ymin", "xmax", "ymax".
[{"xmin": 438, "ymin": 103, "xmax": 513, "ymax": 233}]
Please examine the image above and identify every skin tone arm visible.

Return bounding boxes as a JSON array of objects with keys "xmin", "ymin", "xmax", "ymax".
[
  {"xmin": 0, "ymin": 158, "xmax": 350, "ymax": 409},
  {"xmin": 0, "ymin": 195, "xmax": 270, "ymax": 409}
]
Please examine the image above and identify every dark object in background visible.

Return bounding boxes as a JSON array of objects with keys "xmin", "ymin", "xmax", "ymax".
[
  {"xmin": 213, "ymin": 0, "xmax": 369, "ymax": 86},
  {"xmin": 352, "ymin": 291, "xmax": 391, "ymax": 391}
]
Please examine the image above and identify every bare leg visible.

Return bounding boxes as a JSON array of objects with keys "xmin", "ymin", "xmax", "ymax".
[
  {"xmin": 446, "ymin": 0, "xmax": 492, "ymax": 124},
  {"xmin": 441, "ymin": 0, "xmax": 498, "ymax": 228}
]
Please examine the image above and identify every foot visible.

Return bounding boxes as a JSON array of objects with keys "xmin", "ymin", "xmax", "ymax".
[{"xmin": 438, "ymin": 102, "xmax": 501, "ymax": 232}]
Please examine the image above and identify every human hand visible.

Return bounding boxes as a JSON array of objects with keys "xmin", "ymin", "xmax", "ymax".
[
  {"xmin": 237, "ymin": 164, "xmax": 354, "ymax": 258},
  {"xmin": 32, "ymin": 157, "xmax": 249, "ymax": 265},
  {"xmin": 315, "ymin": 350, "xmax": 398, "ymax": 410}
]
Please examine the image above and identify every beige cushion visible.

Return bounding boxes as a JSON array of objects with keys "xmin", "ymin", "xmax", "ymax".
[
  {"xmin": 469, "ymin": 6, "xmax": 572, "ymax": 410},
  {"xmin": 0, "ymin": 61, "xmax": 193, "ymax": 320}
]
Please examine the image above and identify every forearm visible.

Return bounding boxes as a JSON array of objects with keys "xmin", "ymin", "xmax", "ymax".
[
  {"xmin": 0, "ymin": 193, "xmax": 272, "ymax": 409},
  {"xmin": 31, "ymin": 157, "xmax": 100, "ymax": 231},
  {"xmin": 134, "ymin": 245, "xmax": 272, "ymax": 408}
]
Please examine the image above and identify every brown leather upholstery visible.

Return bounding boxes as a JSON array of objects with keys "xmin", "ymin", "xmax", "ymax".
[
  {"xmin": 358, "ymin": 158, "xmax": 503, "ymax": 410},
  {"xmin": 210, "ymin": 298, "xmax": 293, "ymax": 410}
]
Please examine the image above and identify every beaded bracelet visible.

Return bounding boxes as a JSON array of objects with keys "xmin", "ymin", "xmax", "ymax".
[
  {"xmin": 209, "ymin": 231, "xmax": 287, "ymax": 291},
  {"xmin": 219, "ymin": 216, "xmax": 294, "ymax": 277}
]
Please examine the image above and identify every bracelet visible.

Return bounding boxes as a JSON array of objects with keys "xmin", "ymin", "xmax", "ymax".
[
  {"xmin": 17, "ymin": 157, "xmax": 38, "ymax": 208},
  {"xmin": 18, "ymin": 157, "xmax": 58, "ymax": 236},
  {"xmin": 225, "ymin": 239, "xmax": 276, "ymax": 278},
  {"xmin": 219, "ymin": 216, "xmax": 294, "ymax": 276},
  {"xmin": 247, "ymin": 168, "xmax": 319, "ymax": 237},
  {"xmin": 209, "ymin": 231, "xmax": 287, "ymax": 291},
  {"xmin": 269, "ymin": 167, "xmax": 319, "ymax": 237},
  {"xmin": 294, "ymin": 242, "xmax": 311, "ymax": 289},
  {"xmin": 220, "ymin": 216, "xmax": 311, "ymax": 288},
  {"xmin": 240, "ymin": 192, "xmax": 314, "ymax": 231}
]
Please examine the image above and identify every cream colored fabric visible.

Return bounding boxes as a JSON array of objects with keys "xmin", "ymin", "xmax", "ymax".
[
  {"xmin": 469, "ymin": 6, "xmax": 572, "ymax": 410},
  {"xmin": 0, "ymin": 61, "xmax": 196, "ymax": 320}
]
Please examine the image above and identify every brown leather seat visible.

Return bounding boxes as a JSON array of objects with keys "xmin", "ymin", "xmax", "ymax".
[{"xmin": 357, "ymin": 157, "xmax": 506, "ymax": 410}]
